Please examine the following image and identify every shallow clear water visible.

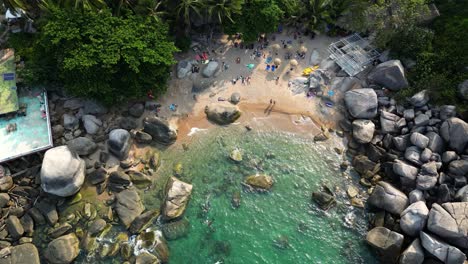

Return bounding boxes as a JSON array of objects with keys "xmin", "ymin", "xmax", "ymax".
[{"xmin": 143, "ymin": 126, "xmax": 377, "ymax": 264}]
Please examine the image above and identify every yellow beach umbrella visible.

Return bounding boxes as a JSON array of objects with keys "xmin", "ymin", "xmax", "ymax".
[
  {"xmin": 271, "ymin": 44, "xmax": 281, "ymax": 51},
  {"xmin": 290, "ymin": 59, "xmax": 298, "ymax": 67},
  {"xmin": 274, "ymin": 58, "xmax": 282, "ymax": 66},
  {"xmin": 299, "ymin": 46, "xmax": 308, "ymax": 53}
]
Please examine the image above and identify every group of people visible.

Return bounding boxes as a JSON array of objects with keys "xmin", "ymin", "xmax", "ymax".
[{"xmin": 232, "ymin": 75, "xmax": 251, "ymax": 85}]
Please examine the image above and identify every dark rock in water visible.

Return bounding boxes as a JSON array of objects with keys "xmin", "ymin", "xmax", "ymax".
[
  {"xmin": 163, "ymin": 177, "xmax": 193, "ymax": 220},
  {"xmin": 108, "ymin": 129, "xmax": 132, "ymax": 160},
  {"xmin": 40, "ymin": 146, "xmax": 86, "ymax": 197},
  {"xmin": 410, "ymin": 90, "xmax": 430, "ymax": 107},
  {"xmin": 205, "ymin": 103, "xmax": 241, "ymax": 125},
  {"xmin": 245, "ymin": 175, "xmax": 273, "ymax": 191},
  {"xmin": 143, "ymin": 116, "xmax": 177, "ymax": 145},
  {"xmin": 44, "ymin": 233, "xmax": 80, "ymax": 264},
  {"xmin": 114, "ymin": 188, "xmax": 145, "ymax": 228},
  {"xmin": 352, "ymin": 155, "xmax": 377, "ymax": 176},
  {"xmin": 127, "ymin": 170, "xmax": 152, "ymax": 188},
  {"xmin": 129, "ymin": 210, "xmax": 160, "ymax": 234},
  {"xmin": 368, "ymin": 182, "xmax": 408, "ymax": 215},
  {"xmin": 67, "ymin": 137, "xmax": 97, "ymax": 156},
  {"xmin": 6, "ymin": 215, "xmax": 24, "ymax": 240},
  {"xmin": 119, "ymin": 117, "xmax": 139, "ymax": 130},
  {"xmin": 48, "ymin": 223, "xmax": 73, "ymax": 239},
  {"xmin": 399, "ymin": 239, "xmax": 424, "ymax": 264},
  {"xmin": 88, "ymin": 167, "xmax": 108, "ymax": 185},
  {"xmin": 88, "ymin": 219, "xmax": 107, "ymax": 236},
  {"xmin": 427, "ymin": 202, "xmax": 468, "ymax": 249},
  {"xmin": 231, "ymin": 191, "xmax": 241, "ymax": 209},
  {"xmin": 135, "ymin": 252, "xmax": 159, "ymax": 264},
  {"xmin": 129, "ymin": 103, "xmax": 145, "ymax": 118},
  {"xmin": 162, "ymin": 218, "xmax": 190, "ymax": 240},
  {"xmin": 273, "ymin": 235, "xmax": 290, "ymax": 249},
  {"xmin": 368, "ymin": 60, "xmax": 408, "ymax": 91},
  {"xmin": 109, "ymin": 171, "xmax": 131, "ymax": 186},
  {"xmin": 420, "ymin": 231, "xmax": 466, "ymax": 264},
  {"xmin": 1, "ymin": 243, "xmax": 40, "ymax": 264},
  {"xmin": 440, "ymin": 117, "xmax": 468, "ymax": 154},
  {"xmin": 135, "ymin": 131, "xmax": 153, "ymax": 144},
  {"xmin": 312, "ymin": 189, "xmax": 336, "ymax": 210},
  {"xmin": 344, "ymin": 88, "xmax": 378, "ymax": 119},
  {"xmin": 366, "ymin": 227, "xmax": 404, "ymax": 263},
  {"xmin": 313, "ymin": 131, "xmax": 330, "ymax": 142}
]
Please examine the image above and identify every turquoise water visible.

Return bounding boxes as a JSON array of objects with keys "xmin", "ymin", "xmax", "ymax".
[{"xmin": 143, "ymin": 126, "xmax": 377, "ymax": 264}]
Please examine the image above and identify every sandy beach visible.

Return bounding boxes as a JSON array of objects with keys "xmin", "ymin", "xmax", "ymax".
[{"xmin": 154, "ymin": 32, "xmax": 343, "ymax": 142}]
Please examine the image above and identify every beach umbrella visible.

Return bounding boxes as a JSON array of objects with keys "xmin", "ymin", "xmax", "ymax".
[
  {"xmin": 271, "ymin": 44, "xmax": 281, "ymax": 51},
  {"xmin": 290, "ymin": 59, "xmax": 298, "ymax": 67},
  {"xmin": 274, "ymin": 58, "xmax": 281, "ymax": 66},
  {"xmin": 299, "ymin": 46, "xmax": 308, "ymax": 53},
  {"xmin": 286, "ymin": 45, "xmax": 293, "ymax": 51}
]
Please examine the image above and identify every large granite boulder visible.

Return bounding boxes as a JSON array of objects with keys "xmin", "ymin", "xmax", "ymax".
[
  {"xmin": 393, "ymin": 160, "xmax": 418, "ymax": 186},
  {"xmin": 44, "ymin": 233, "xmax": 80, "ymax": 264},
  {"xmin": 400, "ymin": 201, "xmax": 429, "ymax": 236},
  {"xmin": 426, "ymin": 131, "xmax": 445, "ymax": 154},
  {"xmin": 177, "ymin": 60, "xmax": 192, "ymax": 79},
  {"xmin": 6, "ymin": 243, "xmax": 40, "ymax": 264},
  {"xmin": 410, "ymin": 132, "xmax": 429, "ymax": 149},
  {"xmin": 67, "ymin": 137, "xmax": 97, "ymax": 156},
  {"xmin": 205, "ymin": 103, "xmax": 241, "ymax": 125},
  {"xmin": 40, "ymin": 146, "xmax": 85, "ymax": 197},
  {"xmin": 366, "ymin": 227, "xmax": 404, "ymax": 262},
  {"xmin": 399, "ymin": 239, "xmax": 424, "ymax": 264},
  {"xmin": 129, "ymin": 103, "xmax": 145, "ymax": 118},
  {"xmin": 344, "ymin": 88, "xmax": 378, "ymax": 119},
  {"xmin": 439, "ymin": 105, "xmax": 457, "ymax": 120},
  {"xmin": 368, "ymin": 181, "xmax": 408, "ymax": 215},
  {"xmin": 202, "ymin": 61, "xmax": 219, "ymax": 78},
  {"xmin": 108, "ymin": 129, "xmax": 132, "ymax": 160},
  {"xmin": 63, "ymin": 114, "xmax": 78, "ymax": 131},
  {"xmin": 163, "ymin": 177, "xmax": 193, "ymax": 220},
  {"xmin": 81, "ymin": 114, "xmax": 102, "ymax": 135},
  {"xmin": 427, "ymin": 202, "xmax": 468, "ymax": 249},
  {"xmin": 448, "ymin": 159, "xmax": 468, "ymax": 177},
  {"xmin": 380, "ymin": 111, "xmax": 400, "ymax": 134},
  {"xmin": 410, "ymin": 90, "xmax": 430, "ymax": 107},
  {"xmin": 143, "ymin": 116, "xmax": 177, "ymax": 145},
  {"xmin": 440, "ymin": 117, "xmax": 468, "ymax": 153},
  {"xmin": 420, "ymin": 231, "xmax": 466, "ymax": 264},
  {"xmin": 368, "ymin": 60, "xmax": 408, "ymax": 91},
  {"xmin": 115, "ymin": 188, "xmax": 145, "ymax": 228},
  {"xmin": 352, "ymin": 119, "xmax": 375, "ymax": 144},
  {"xmin": 459, "ymin": 80, "xmax": 468, "ymax": 100},
  {"xmin": 416, "ymin": 162, "xmax": 439, "ymax": 191}
]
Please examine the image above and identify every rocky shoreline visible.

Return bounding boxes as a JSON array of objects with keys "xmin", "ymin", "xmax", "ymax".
[{"xmin": 334, "ymin": 60, "xmax": 468, "ymax": 263}]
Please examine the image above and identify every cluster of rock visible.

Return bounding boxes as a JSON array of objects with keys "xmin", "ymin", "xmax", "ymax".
[
  {"xmin": 338, "ymin": 60, "xmax": 468, "ymax": 263},
  {"xmin": 0, "ymin": 94, "xmax": 197, "ymax": 263}
]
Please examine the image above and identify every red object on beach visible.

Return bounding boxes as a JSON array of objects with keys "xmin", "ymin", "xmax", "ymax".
[
  {"xmin": 147, "ymin": 90, "xmax": 154, "ymax": 99},
  {"xmin": 202, "ymin": 52, "xmax": 208, "ymax": 60},
  {"xmin": 195, "ymin": 54, "xmax": 201, "ymax": 61}
]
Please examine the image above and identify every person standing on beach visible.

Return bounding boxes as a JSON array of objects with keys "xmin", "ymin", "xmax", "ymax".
[
  {"xmin": 270, "ymin": 99, "xmax": 273, "ymax": 104},
  {"xmin": 276, "ymin": 76, "xmax": 280, "ymax": 85}
]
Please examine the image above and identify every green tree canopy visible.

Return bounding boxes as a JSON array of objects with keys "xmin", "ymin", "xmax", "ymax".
[
  {"xmin": 225, "ymin": 0, "xmax": 283, "ymax": 42},
  {"xmin": 11, "ymin": 8, "xmax": 178, "ymax": 104}
]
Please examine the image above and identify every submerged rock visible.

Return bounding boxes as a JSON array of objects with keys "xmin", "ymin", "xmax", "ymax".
[
  {"xmin": 40, "ymin": 146, "xmax": 85, "ymax": 197},
  {"xmin": 229, "ymin": 149, "xmax": 243, "ymax": 162},
  {"xmin": 245, "ymin": 175, "xmax": 273, "ymax": 191},
  {"xmin": 163, "ymin": 177, "xmax": 193, "ymax": 220},
  {"xmin": 231, "ymin": 191, "xmax": 241, "ymax": 209},
  {"xmin": 312, "ymin": 190, "xmax": 336, "ymax": 210},
  {"xmin": 44, "ymin": 233, "xmax": 80, "ymax": 264},
  {"xmin": 162, "ymin": 218, "xmax": 190, "ymax": 240}
]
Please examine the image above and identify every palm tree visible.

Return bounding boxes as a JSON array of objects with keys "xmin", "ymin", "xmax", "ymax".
[
  {"xmin": 40, "ymin": 0, "xmax": 107, "ymax": 12},
  {"xmin": 175, "ymin": 0, "xmax": 203, "ymax": 36},
  {"xmin": 207, "ymin": 0, "xmax": 243, "ymax": 25}
]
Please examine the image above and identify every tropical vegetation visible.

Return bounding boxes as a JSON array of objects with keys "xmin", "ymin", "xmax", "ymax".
[{"xmin": 1, "ymin": 0, "xmax": 467, "ymax": 107}]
